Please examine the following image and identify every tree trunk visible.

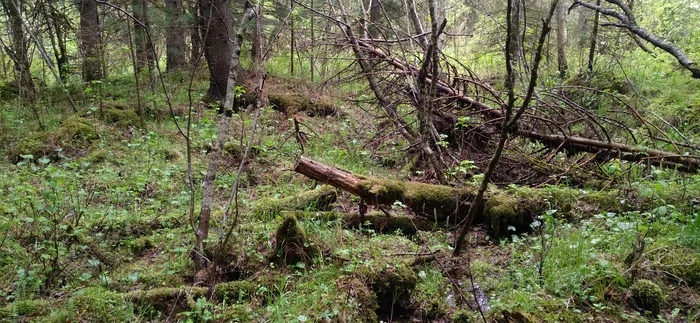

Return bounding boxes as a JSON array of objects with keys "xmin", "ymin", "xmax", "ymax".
[
  {"xmin": 368, "ymin": 0, "xmax": 381, "ymax": 38},
  {"xmin": 45, "ymin": 2, "xmax": 69, "ymax": 81},
  {"xmin": 587, "ymin": 0, "xmax": 600, "ymax": 72},
  {"xmin": 199, "ymin": 0, "xmax": 233, "ymax": 103},
  {"xmin": 556, "ymin": 0, "xmax": 568, "ymax": 78},
  {"xmin": 1, "ymin": 0, "xmax": 35, "ymax": 102},
  {"xmin": 194, "ymin": 1, "xmax": 256, "ymax": 271},
  {"xmin": 190, "ymin": 3, "xmax": 201, "ymax": 65},
  {"xmin": 132, "ymin": 0, "xmax": 155, "ymax": 76},
  {"xmin": 78, "ymin": 0, "xmax": 102, "ymax": 82},
  {"xmin": 165, "ymin": 0, "xmax": 187, "ymax": 71},
  {"xmin": 507, "ymin": 0, "xmax": 521, "ymax": 72}
]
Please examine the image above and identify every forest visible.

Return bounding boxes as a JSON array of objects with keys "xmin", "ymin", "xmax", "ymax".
[{"xmin": 0, "ymin": 0, "xmax": 699, "ymax": 321}]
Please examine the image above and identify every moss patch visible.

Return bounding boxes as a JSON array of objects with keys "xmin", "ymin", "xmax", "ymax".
[
  {"xmin": 359, "ymin": 263, "xmax": 418, "ymax": 316},
  {"xmin": 68, "ymin": 287, "xmax": 135, "ymax": 322},
  {"xmin": 101, "ymin": 107, "xmax": 140, "ymax": 127},
  {"xmin": 252, "ymin": 185, "xmax": 338, "ymax": 219},
  {"xmin": 629, "ymin": 279, "xmax": 664, "ymax": 314},
  {"xmin": 0, "ymin": 299, "xmax": 51, "ymax": 320},
  {"xmin": 650, "ymin": 247, "xmax": 700, "ymax": 286},
  {"xmin": 269, "ymin": 215, "xmax": 318, "ymax": 266}
]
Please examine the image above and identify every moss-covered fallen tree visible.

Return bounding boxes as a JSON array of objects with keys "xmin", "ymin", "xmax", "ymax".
[
  {"xmin": 251, "ymin": 185, "xmax": 338, "ymax": 219},
  {"xmin": 293, "ymin": 156, "xmax": 696, "ymax": 238},
  {"xmin": 285, "ymin": 211, "xmax": 440, "ymax": 235}
]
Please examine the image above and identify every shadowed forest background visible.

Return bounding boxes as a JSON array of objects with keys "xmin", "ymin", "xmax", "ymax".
[{"xmin": 1, "ymin": 0, "xmax": 700, "ymax": 321}]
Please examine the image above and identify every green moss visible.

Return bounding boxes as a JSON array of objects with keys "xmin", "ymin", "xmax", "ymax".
[
  {"xmin": 68, "ymin": 287, "xmax": 134, "ymax": 322},
  {"xmin": 252, "ymin": 185, "xmax": 337, "ymax": 219},
  {"xmin": 214, "ymin": 281, "xmax": 256, "ymax": 303},
  {"xmin": 651, "ymin": 247, "xmax": 700, "ymax": 286},
  {"xmin": 57, "ymin": 116, "xmax": 98, "ymax": 142},
  {"xmin": 357, "ymin": 178, "xmax": 472, "ymax": 220},
  {"xmin": 129, "ymin": 236, "xmax": 154, "ymax": 255},
  {"xmin": 269, "ymin": 92, "xmax": 308, "ymax": 114},
  {"xmin": 359, "ymin": 263, "xmax": 417, "ymax": 313},
  {"xmin": 7, "ymin": 134, "xmax": 50, "ymax": 163},
  {"xmin": 413, "ymin": 268, "xmax": 450, "ymax": 319},
  {"xmin": 0, "ymin": 299, "xmax": 51, "ymax": 320},
  {"xmin": 484, "ymin": 194, "xmax": 527, "ymax": 238},
  {"xmin": 102, "ymin": 107, "xmax": 139, "ymax": 127},
  {"xmin": 269, "ymin": 215, "xmax": 318, "ymax": 266},
  {"xmin": 87, "ymin": 149, "xmax": 109, "ymax": 163},
  {"xmin": 497, "ymin": 310, "xmax": 537, "ymax": 322},
  {"xmin": 629, "ymin": 279, "xmax": 664, "ymax": 314}
]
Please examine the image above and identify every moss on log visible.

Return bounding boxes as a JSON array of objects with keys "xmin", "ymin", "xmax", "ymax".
[
  {"xmin": 284, "ymin": 210, "xmax": 440, "ymax": 235},
  {"xmin": 251, "ymin": 185, "xmax": 338, "ymax": 219}
]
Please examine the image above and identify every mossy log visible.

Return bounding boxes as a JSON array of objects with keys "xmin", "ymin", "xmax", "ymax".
[
  {"xmin": 251, "ymin": 185, "xmax": 338, "ymax": 219},
  {"xmin": 294, "ymin": 156, "xmax": 534, "ymax": 237},
  {"xmin": 286, "ymin": 211, "xmax": 439, "ymax": 235},
  {"xmin": 294, "ymin": 156, "xmax": 698, "ymax": 237},
  {"xmin": 123, "ymin": 281, "xmax": 258, "ymax": 312}
]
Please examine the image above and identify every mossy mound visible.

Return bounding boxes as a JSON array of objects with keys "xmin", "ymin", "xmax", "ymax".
[
  {"xmin": 629, "ymin": 279, "xmax": 664, "ymax": 314},
  {"xmin": 129, "ymin": 236, "xmax": 154, "ymax": 255},
  {"xmin": 650, "ymin": 247, "xmax": 700, "ymax": 286},
  {"xmin": 68, "ymin": 287, "xmax": 135, "ymax": 322},
  {"xmin": 337, "ymin": 277, "xmax": 379, "ymax": 322},
  {"xmin": 268, "ymin": 90, "xmax": 338, "ymax": 117},
  {"xmin": 6, "ymin": 134, "xmax": 51, "ymax": 163},
  {"xmin": 252, "ymin": 185, "xmax": 338, "ymax": 219},
  {"xmin": 0, "ymin": 299, "xmax": 51, "ymax": 320},
  {"xmin": 57, "ymin": 116, "xmax": 99, "ymax": 141},
  {"xmin": 269, "ymin": 215, "xmax": 318, "ymax": 266},
  {"xmin": 359, "ymin": 263, "xmax": 418, "ymax": 316},
  {"xmin": 214, "ymin": 281, "xmax": 256, "ymax": 303},
  {"xmin": 6, "ymin": 116, "xmax": 99, "ymax": 163},
  {"xmin": 102, "ymin": 107, "xmax": 140, "ymax": 127}
]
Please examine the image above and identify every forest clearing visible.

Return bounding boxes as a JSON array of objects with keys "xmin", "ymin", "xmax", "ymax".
[{"xmin": 1, "ymin": 0, "xmax": 700, "ymax": 321}]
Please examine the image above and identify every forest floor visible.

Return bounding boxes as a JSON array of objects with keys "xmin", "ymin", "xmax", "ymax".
[{"xmin": 1, "ymin": 72, "xmax": 700, "ymax": 322}]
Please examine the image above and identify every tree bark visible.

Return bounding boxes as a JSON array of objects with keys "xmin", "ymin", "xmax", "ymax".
[
  {"xmin": 165, "ymin": 0, "xmax": 187, "ymax": 71},
  {"xmin": 1, "ymin": 0, "xmax": 35, "ymax": 102},
  {"xmin": 199, "ymin": 0, "xmax": 234, "ymax": 103},
  {"xmin": 507, "ymin": 0, "xmax": 521, "ymax": 72},
  {"xmin": 556, "ymin": 0, "xmax": 568, "ymax": 78},
  {"xmin": 78, "ymin": 0, "xmax": 102, "ymax": 82}
]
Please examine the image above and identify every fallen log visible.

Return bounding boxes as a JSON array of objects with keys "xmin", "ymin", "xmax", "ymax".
[
  {"xmin": 294, "ymin": 156, "xmax": 536, "ymax": 237},
  {"xmin": 283, "ymin": 211, "xmax": 440, "ymax": 235},
  {"xmin": 351, "ymin": 38, "xmax": 700, "ymax": 172},
  {"xmin": 293, "ymin": 156, "xmax": 700, "ymax": 238}
]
